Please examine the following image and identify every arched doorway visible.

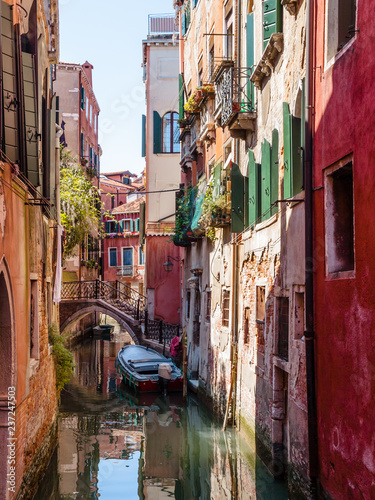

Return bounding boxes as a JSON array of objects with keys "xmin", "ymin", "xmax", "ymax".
[{"xmin": 0, "ymin": 267, "xmax": 15, "ymax": 498}]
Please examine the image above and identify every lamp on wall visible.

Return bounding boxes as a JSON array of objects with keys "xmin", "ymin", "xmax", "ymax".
[{"xmin": 163, "ymin": 255, "xmax": 181, "ymax": 272}]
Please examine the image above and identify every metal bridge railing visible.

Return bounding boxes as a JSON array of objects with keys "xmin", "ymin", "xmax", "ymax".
[{"xmin": 61, "ymin": 280, "xmax": 179, "ymax": 348}]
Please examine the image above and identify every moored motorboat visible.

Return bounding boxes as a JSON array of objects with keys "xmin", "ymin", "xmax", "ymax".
[{"xmin": 115, "ymin": 345, "xmax": 183, "ymax": 393}]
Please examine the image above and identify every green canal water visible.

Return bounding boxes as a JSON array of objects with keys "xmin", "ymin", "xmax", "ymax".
[{"xmin": 34, "ymin": 333, "xmax": 287, "ymax": 499}]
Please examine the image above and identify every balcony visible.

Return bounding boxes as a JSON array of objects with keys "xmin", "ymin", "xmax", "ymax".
[
  {"xmin": 117, "ymin": 265, "xmax": 134, "ymax": 278},
  {"xmin": 214, "ymin": 65, "xmax": 256, "ymax": 138}
]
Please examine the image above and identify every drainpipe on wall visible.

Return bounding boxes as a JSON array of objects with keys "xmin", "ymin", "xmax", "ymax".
[
  {"xmin": 232, "ymin": 0, "xmax": 242, "ymax": 424},
  {"xmin": 304, "ymin": 0, "xmax": 319, "ymax": 493}
]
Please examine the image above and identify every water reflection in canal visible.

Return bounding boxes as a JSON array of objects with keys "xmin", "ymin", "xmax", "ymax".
[{"xmin": 34, "ymin": 333, "xmax": 287, "ymax": 499}]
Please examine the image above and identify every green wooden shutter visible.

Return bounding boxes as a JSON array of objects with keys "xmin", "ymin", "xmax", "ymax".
[
  {"xmin": 80, "ymin": 132, "xmax": 85, "ymax": 157},
  {"xmin": 246, "ymin": 14, "xmax": 255, "ymax": 108},
  {"xmin": 46, "ymin": 94, "xmax": 57, "ymax": 202},
  {"xmin": 130, "ymin": 219, "xmax": 134, "ymax": 232},
  {"xmin": 271, "ymin": 129, "xmax": 279, "ymax": 215},
  {"xmin": 105, "ymin": 221, "xmax": 110, "ymax": 233},
  {"xmin": 119, "ymin": 219, "xmax": 124, "ymax": 232},
  {"xmin": 292, "ymin": 115, "xmax": 302, "ymax": 195},
  {"xmin": 283, "ymin": 102, "xmax": 292, "ymax": 199},
  {"xmin": 135, "ymin": 218, "xmax": 140, "ymax": 232},
  {"xmin": 231, "ymin": 162, "xmax": 245, "ymax": 233},
  {"xmin": 261, "ymin": 140, "xmax": 271, "ymax": 221},
  {"xmin": 81, "ymin": 87, "xmax": 85, "ymax": 110},
  {"xmin": 263, "ymin": 0, "xmax": 282, "ymax": 49},
  {"xmin": 153, "ymin": 111, "xmax": 162, "ymax": 154},
  {"xmin": 139, "ymin": 201, "xmax": 146, "ymax": 245},
  {"xmin": 181, "ymin": 11, "xmax": 186, "ymax": 36},
  {"xmin": 22, "ymin": 52, "xmax": 39, "ymax": 186},
  {"xmin": 248, "ymin": 151, "xmax": 259, "ymax": 226},
  {"xmin": 141, "ymin": 114, "xmax": 146, "ymax": 157},
  {"xmin": 213, "ymin": 162, "xmax": 222, "ymax": 199},
  {"xmin": 179, "ymin": 74, "xmax": 184, "ymax": 120},
  {"xmin": 2, "ymin": 3, "xmax": 18, "ymax": 162},
  {"xmin": 193, "ymin": 0, "xmax": 198, "ymax": 7}
]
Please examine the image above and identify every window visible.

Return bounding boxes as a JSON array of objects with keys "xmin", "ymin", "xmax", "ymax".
[
  {"xmin": 123, "ymin": 177, "xmax": 130, "ymax": 185},
  {"xmin": 86, "ymin": 97, "xmax": 89, "ymax": 119},
  {"xmin": 206, "ymin": 290, "xmax": 211, "ymax": 323},
  {"xmin": 326, "ymin": 0, "xmax": 356, "ymax": 62},
  {"xmin": 162, "ymin": 112, "xmax": 180, "ymax": 153},
  {"xmin": 30, "ymin": 279, "xmax": 39, "ymax": 359},
  {"xmin": 222, "ymin": 289, "xmax": 230, "ymax": 328},
  {"xmin": 122, "ymin": 248, "xmax": 133, "ymax": 266},
  {"xmin": 120, "ymin": 219, "xmax": 134, "ymax": 232},
  {"xmin": 224, "ymin": 9, "xmax": 233, "ymax": 60},
  {"xmin": 80, "ymin": 133, "xmax": 85, "ymax": 157},
  {"xmin": 139, "ymin": 246, "xmax": 145, "ymax": 265},
  {"xmin": 294, "ymin": 292, "xmax": 304, "ymax": 340},
  {"xmin": 256, "ymin": 286, "xmax": 265, "ymax": 322},
  {"xmin": 325, "ymin": 159, "xmax": 355, "ymax": 276},
  {"xmin": 244, "ymin": 307, "xmax": 251, "ymax": 344},
  {"xmin": 81, "ymin": 87, "xmax": 85, "ymax": 110},
  {"xmin": 109, "ymin": 248, "xmax": 117, "ymax": 267},
  {"xmin": 186, "ymin": 290, "xmax": 191, "ymax": 319},
  {"xmin": 277, "ymin": 297, "xmax": 289, "ymax": 360},
  {"xmin": 111, "ymin": 196, "xmax": 115, "ymax": 210},
  {"xmin": 105, "ymin": 220, "xmax": 117, "ymax": 233},
  {"xmin": 208, "ymin": 45, "xmax": 215, "ymax": 80}
]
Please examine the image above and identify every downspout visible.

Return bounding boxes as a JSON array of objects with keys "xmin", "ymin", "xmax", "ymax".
[
  {"xmin": 233, "ymin": 0, "xmax": 242, "ymax": 421},
  {"xmin": 304, "ymin": 0, "xmax": 319, "ymax": 492}
]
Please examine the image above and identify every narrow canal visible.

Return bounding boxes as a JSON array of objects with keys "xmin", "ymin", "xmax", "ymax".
[{"xmin": 34, "ymin": 331, "xmax": 288, "ymax": 499}]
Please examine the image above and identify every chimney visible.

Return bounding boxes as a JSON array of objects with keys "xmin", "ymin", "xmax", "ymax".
[{"xmin": 82, "ymin": 61, "xmax": 94, "ymax": 87}]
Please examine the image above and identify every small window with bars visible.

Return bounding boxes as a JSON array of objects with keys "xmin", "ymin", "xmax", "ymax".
[
  {"xmin": 222, "ymin": 289, "xmax": 230, "ymax": 328},
  {"xmin": 206, "ymin": 290, "xmax": 211, "ymax": 323},
  {"xmin": 277, "ymin": 297, "xmax": 289, "ymax": 360},
  {"xmin": 256, "ymin": 286, "xmax": 266, "ymax": 322}
]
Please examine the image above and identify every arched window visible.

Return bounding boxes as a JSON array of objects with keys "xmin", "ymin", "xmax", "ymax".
[{"xmin": 162, "ymin": 112, "xmax": 180, "ymax": 153}]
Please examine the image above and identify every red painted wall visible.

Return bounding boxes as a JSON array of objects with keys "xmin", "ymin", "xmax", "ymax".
[
  {"xmin": 313, "ymin": 2, "xmax": 375, "ymax": 497},
  {"xmin": 145, "ymin": 236, "xmax": 181, "ymax": 325}
]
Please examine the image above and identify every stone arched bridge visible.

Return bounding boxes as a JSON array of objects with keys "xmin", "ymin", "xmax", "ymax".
[
  {"xmin": 60, "ymin": 280, "xmax": 147, "ymax": 344},
  {"xmin": 60, "ymin": 280, "xmax": 180, "ymax": 348}
]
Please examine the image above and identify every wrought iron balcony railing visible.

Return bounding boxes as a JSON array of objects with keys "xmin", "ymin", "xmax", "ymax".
[
  {"xmin": 117, "ymin": 265, "xmax": 134, "ymax": 277},
  {"xmin": 214, "ymin": 65, "xmax": 256, "ymax": 127}
]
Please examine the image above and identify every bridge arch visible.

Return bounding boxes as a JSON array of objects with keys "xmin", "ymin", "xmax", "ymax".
[
  {"xmin": 0, "ymin": 257, "xmax": 16, "ymax": 498},
  {"xmin": 60, "ymin": 301, "xmax": 141, "ymax": 345}
]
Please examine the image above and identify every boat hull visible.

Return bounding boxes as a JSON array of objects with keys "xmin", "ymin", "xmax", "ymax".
[{"xmin": 116, "ymin": 345, "xmax": 183, "ymax": 393}]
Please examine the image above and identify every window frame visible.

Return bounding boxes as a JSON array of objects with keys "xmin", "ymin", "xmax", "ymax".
[
  {"xmin": 108, "ymin": 247, "xmax": 118, "ymax": 267},
  {"xmin": 222, "ymin": 289, "xmax": 230, "ymax": 328},
  {"xmin": 162, "ymin": 111, "xmax": 180, "ymax": 153},
  {"xmin": 324, "ymin": 156, "xmax": 355, "ymax": 279}
]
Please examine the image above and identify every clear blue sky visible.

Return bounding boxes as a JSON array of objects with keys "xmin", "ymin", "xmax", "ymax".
[{"xmin": 59, "ymin": 0, "xmax": 174, "ymax": 174}]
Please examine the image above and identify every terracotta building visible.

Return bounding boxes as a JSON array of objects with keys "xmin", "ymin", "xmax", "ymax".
[
  {"xmin": 311, "ymin": 0, "xmax": 375, "ymax": 497},
  {"xmin": 102, "ymin": 196, "xmax": 145, "ymax": 294},
  {"xmin": 54, "ymin": 61, "xmax": 102, "ymax": 281},
  {"xmin": 55, "ymin": 61, "xmax": 101, "ymax": 177},
  {"xmin": 175, "ymin": 0, "xmax": 310, "ymax": 496},
  {"xmin": 0, "ymin": 0, "xmax": 61, "ymax": 497},
  {"xmin": 142, "ymin": 14, "xmax": 182, "ymax": 324}
]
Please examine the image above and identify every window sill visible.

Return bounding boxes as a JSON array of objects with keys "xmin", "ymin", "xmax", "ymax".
[
  {"xmin": 326, "ymin": 269, "xmax": 355, "ymax": 281},
  {"xmin": 251, "ymin": 33, "xmax": 284, "ymax": 89},
  {"xmin": 273, "ymin": 355, "xmax": 290, "ymax": 373}
]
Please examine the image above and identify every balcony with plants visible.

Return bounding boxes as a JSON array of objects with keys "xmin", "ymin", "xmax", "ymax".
[
  {"xmin": 172, "ymin": 187, "xmax": 199, "ymax": 247},
  {"xmin": 214, "ymin": 65, "xmax": 256, "ymax": 138}
]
